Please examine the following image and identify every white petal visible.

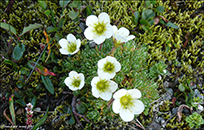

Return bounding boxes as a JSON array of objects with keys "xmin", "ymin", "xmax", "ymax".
[
  {"xmin": 59, "ymin": 48, "xmax": 69, "ymax": 55},
  {"xmin": 78, "ymin": 73, "xmax": 84, "ymax": 81},
  {"xmin": 119, "ymin": 108, "xmax": 134, "ymax": 122},
  {"xmin": 131, "ymin": 100, "xmax": 145, "ymax": 115},
  {"xmin": 128, "ymin": 89, "xmax": 142, "ymax": 99},
  {"xmin": 106, "ymin": 56, "xmax": 116, "ymax": 63},
  {"xmin": 104, "ymin": 25, "xmax": 113, "ymax": 38},
  {"xmin": 64, "ymin": 77, "xmax": 72, "ymax": 87},
  {"xmin": 113, "ymin": 89, "xmax": 127, "ymax": 99},
  {"xmin": 106, "ymin": 72, "xmax": 115, "ymax": 79},
  {"xmin": 127, "ymin": 35, "xmax": 135, "ymax": 41},
  {"xmin": 94, "ymin": 35, "xmax": 106, "ymax": 44},
  {"xmin": 112, "ymin": 99, "xmax": 121, "ymax": 113},
  {"xmin": 84, "ymin": 27, "xmax": 95, "ymax": 40},
  {"xmin": 98, "ymin": 12, "xmax": 110, "ymax": 24},
  {"xmin": 69, "ymin": 86, "xmax": 79, "ymax": 91},
  {"xmin": 108, "ymin": 81, "xmax": 118, "ymax": 92},
  {"xmin": 86, "ymin": 15, "xmax": 98, "ymax": 26},
  {"xmin": 92, "ymin": 85, "xmax": 100, "ymax": 98},
  {"xmin": 115, "ymin": 34, "xmax": 127, "ymax": 43},
  {"xmin": 67, "ymin": 34, "xmax": 76, "ymax": 43},
  {"xmin": 100, "ymin": 91, "xmax": 112, "ymax": 101},
  {"xmin": 69, "ymin": 71, "xmax": 78, "ymax": 78},
  {"xmin": 114, "ymin": 61, "xmax": 121, "ymax": 72},
  {"xmin": 91, "ymin": 77, "xmax": 99, "ymax": 87},
  {"xmin": 99, "ymin": 74, "xmax": 111, "ymax": 80},
  {"xmin": 78, "ymin": 80, "xmax": 85, "ymax": 90},
  {"xmin": 118, "ymin": 27, "xmax": 130, "ymax": 37},
  {"xmin": 112, "ymin": 25, "xmax": 118, "ymax": 34},
  {"xmin": 59, "ymin": 39, "xmax": 68, "ymax": 48},
  {"xmin": 97, "ymin": 58, "xmax": 106, "ymax": 68},
  {"xmin": 76, "ymin": 39, "xmax": 81, "ymax": 49}
]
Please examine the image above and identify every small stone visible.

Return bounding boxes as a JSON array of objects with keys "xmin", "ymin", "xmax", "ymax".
[
  {"xmin": 146, "ymin": 121, "xmax": 161, "ymax": 130},
  {"xmin": 89, "ymin": 41, "xmax": 96, "ymax": 48},
  {"xmin": 163, "ymin": 81, "xmax": 169, "ymax": 88},
  {"xmin": 172, "ymin": 107, "xmax": 178, "ymax": 115}
]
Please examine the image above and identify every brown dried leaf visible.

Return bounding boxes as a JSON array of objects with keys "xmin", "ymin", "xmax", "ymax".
[
  {"xmin": 158, "ymin": 15, "xmax": 168, "ymax": 23},
  {"xmin": 177, "ymin": 104, "xmax": 192, "ymax": 122},
  {"xmin": 153, "ymin": 17, "xmax": 160, "ymax": 25}
]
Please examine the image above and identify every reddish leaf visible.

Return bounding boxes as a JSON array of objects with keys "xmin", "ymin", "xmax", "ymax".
[
  {"xmin": 43, "ymin": 28, "xmax": 51, "ymax": 62},
  {"xmin": 27, "ymin": 61, "xmax": 57, "ymax": 76},
  {"xmin": 172, "ymin": 97, "xmax": 177, "ymax": 106}
]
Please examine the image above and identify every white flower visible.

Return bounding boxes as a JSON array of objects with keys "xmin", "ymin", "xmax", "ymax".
[
  {"xmin": 112, "ymin": 25, "xmax": 135, "ymax": 46},
  {"xmin": 84, "ymin": 12, "xmax": 113, "ymax": 44},
  {"xmin": 59, "ymin": 34, "xmax": 81, "ymax": 55},
  {"xmin": 26, "ymin": 103, "xmax": 33, "ymax": 109},
  {"xmin": 97, "ymin": 56, "xmax": 121, "ymax": 79},
  {"xmin": 112, "ymin": 89, "xmax": 144, "ymax": 122},
  {"xmin": 163, "ymin": 69, "xmax": 167, "ymax": 74},
  {"xmin": 198, "ymin": 105, "xmax": 203, "ymax": 112},
  {"xmin": 91, "ymin": 74, "xmax": 118, "ymax": 101},
  {"xmin": 64, "ymin": 71, "xmax": 85, "ymax": 91}
]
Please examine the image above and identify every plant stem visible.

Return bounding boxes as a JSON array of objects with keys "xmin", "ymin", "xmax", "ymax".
[
  {"xmin": 25, "ymin": 38, "xmax": 54, "ymax": 84},
  {"xmin": 99, "ymin": 43, "xmax": 103, "ymax": 51}
]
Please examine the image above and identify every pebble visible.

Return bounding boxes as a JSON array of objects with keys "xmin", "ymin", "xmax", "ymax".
[
  {"xmin": 163, "ymin": 81, "xmax": 169, "ymax": 88},
  {"xmin": 172, "ymin": 107, "xmax": 179, "ymax": 115}
]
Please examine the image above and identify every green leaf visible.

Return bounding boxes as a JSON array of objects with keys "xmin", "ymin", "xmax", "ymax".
[
  {"xmin": 16, "ymin": 99, "xmax": 26, "ymax": 106},
  {"xmin": 159, "ymin": 19, "xmax": 166, "ymax": 25},
  {"xmin": 179, "ymin": 84, "xmax": 186, "ymax": 92},
  {"xmin": 9, "ymin": 94, "xmax": 16, "ymax": 125},
  {"xmin": 166, "ymin": 22, "xmax": 179, "ymax": 29},
  {"xmin": 71, "ymin": 0, "xmax": 81, "ymax": 9},
  {"xmin": 145, "ymin": 1, "xmax": 151, "ymax": 7},
  {"xmin": 20, "ymin": 23, "xmax": 42, "ymax": 36},
  {"xmin": 68, "ymin": 10, "xmax": 79, "ymax": 20},
  {"xmin": 156, "ymin": 6, "xmax": 165, "ymax": 14},
  {"xmin": 76, "ymin": 102, "xmax": 88, "ymax": 114},
  {"xmin": 4, "ymin": 59, "xmax": 17, "ymax": 68},
  {"xmin": 38, "ymin": 0, "xmax": 47, "ymax": 10},
  {"xmin": 141, "ymin": 25, "xmax": 150, "ymax": 32},
  {"xmin": 150, "ymin": 0, "xmax": 156, "ymax": 5},
  {"xmin": 86, "ymin": 5, "xmax": 92, "ymax": 16},
  {"xmin": 0, "ymin": 22, "xmax": 17, "ymax": 35},
  {"xmin": 31, "ymin": 96, "xmax": 37, "ymax": 109},
  {"xmin": 16, "ymin": 81, "xmax": 25, "ymax": 89},
  {"xmin": 12, "ymin": 43, "xmax": 25, "ymax": 61},
  {"xmin": 32, "ymin": 107, "xmax": 49, "ymax": 130},
  {"xmin": 41, "ymin": 75, "xmax": 54, "ymax": 95},
  {"xmin": 20, "ymin": 67, "xmax": 30, "ymax": 76},
  {"xmin": 58, "ymin": 18, "xmax": 66, "ymax": 30},
  {"xmin": 44, "ymin": 9, "xmax": 50, "ymax": 16},
  {"xmin": 133, "ymin": 11, "xmax": 140, "ymax": 25},
  {"xmin": 59, "ymin": 0, "xmax": 70, "ymax": 8},
  {"xmin": 140, "ymin": 19, "xmax": 151, "ymax": 26},
  {"xmin": 46, "ymin": 26, "xmax": 58, "ymax": 33},
  {"xmin": 142, "ymin": 9, "xmax": 155, "ymax": 20},
  {"xmin": 54, "ymin": 32, "xmax": 63, "ymax": 42},
  {"xmin": 68, "ymin": 116, "xmax": 75, "ymax": 125},
  {"xmin": 13, "ymin": 89, "xmax": 23, "ymax": 98}
]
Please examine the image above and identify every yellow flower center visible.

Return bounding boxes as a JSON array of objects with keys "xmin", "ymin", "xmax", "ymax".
[
  {"xmin": 120, "ymin": 94, "xmax": 133, "ymax": 109},
  {"xmin": 96, "ymin": 79, "xmax": 109, "ymax": 92},
  {"xmin": 67, "ymin": 42, "xmax": 77, "ymax": 53},
  {"xmin": 94, "ymin": 22, "xmax": 106, "ymax": 35},
  {"xmin": 103, "ymin": 61, "xmax": 115, "ymax": 73},
  {"xmin": 72, "ymin": 78, "xmax": 81, "ymax": 88}
]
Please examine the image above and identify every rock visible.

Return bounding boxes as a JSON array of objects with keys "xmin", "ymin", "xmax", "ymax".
[
  {"xmin": 172, "ymin": 107, "xmax": 179, "ymax": 115},
  {"xmin": 163, "ymin": 81, "xmax": 169, "ymax": 88},
  {"xmin": 146, "ymin": 121, "xmax": 161, "ymax": 130}
]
